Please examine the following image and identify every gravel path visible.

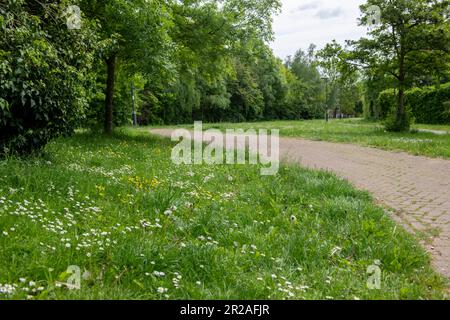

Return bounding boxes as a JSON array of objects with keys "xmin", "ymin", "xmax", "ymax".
[{"xmin": 151, "ymin": 128, "xmax": 450, "ymax": 278}]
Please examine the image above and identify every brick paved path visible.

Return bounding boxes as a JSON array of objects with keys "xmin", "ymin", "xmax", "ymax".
[{"xmin": 151, "ymin": 129, "xmax": 450, "ymax": 278}]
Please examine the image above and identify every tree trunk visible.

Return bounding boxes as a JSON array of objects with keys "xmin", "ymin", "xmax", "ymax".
[
  {"xmin": 396, "ymin": 75, "xmax": 410, "ymax": 131},
  {"xmin": 393, "ymin": 47, "xmax": 409, "ymax": 132},
  {"xmin": 397, "ymin": 87, "xmax": 405, "ymax": 121},
  {"xmin": 104, "ymin": 55, "xmax": 116, "ymax": 135}
]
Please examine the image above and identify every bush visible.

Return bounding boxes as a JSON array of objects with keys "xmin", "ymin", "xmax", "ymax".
[
  {"xmin": 384, "ymin": 109, "xmax": 412, "ymax": 132},
  {"xmin": 0, "ymin": 0, "xmax": 97, "ymax": 155},
  {"xmin": 377, "ymin": 84, "xmax": 450, "ymax": 125},
  {"xmin": 377, "ymin": 89, "xmax": 396, "ymax": 120}
]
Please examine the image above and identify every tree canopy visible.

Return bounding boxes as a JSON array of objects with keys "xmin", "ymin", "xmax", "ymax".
[
  {"xmin": 2, "ymin": 0, "xmax": 449, "ymax": 155},
  {"xmin": 348, "ymin": 0, "xmax": 450, "ymax": 131}
]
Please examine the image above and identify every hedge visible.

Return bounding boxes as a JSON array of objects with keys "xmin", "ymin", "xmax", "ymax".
[{"xmin": 377, "ymin": 83, "xmax": 450, "ymax": 124}]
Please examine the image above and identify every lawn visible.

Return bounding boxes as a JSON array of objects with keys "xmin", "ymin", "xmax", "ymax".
[
  {"xmin": 0, "ymin": 128, "xmax": 446, "ymax": 300},
  {"xmin": 183, "ymin": 119, "xmax": 450, "ymax": 159},
  {"xmin": 414, "ymin": 123, "xmax": 450, "ymax": 133}
]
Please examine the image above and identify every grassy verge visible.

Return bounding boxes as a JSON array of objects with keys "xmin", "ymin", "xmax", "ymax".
[
  {"xmin": 414, "ymin": 123, "xmax": 450, "ymax": 133},
  {"xmin": 0, "ymin": 128, "xmax": 446, "ymax": 299},
  {"xmin": 178, "ymin": 119, "xmax": 450, "ymax": 159}
]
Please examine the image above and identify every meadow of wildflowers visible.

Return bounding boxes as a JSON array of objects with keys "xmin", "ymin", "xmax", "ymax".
[{"xmin": 0, "ymin": 129, "xmax": 446, "ymax": 300}]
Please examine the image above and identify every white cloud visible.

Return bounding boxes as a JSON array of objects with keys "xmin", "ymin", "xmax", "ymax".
[
  {"xmin": 270, "ymin": 0, "xmax": 368, "ymax": 59},
  {"xmin": 315, "ymin": 7, "xmax": 344, "ymax": 19},
  {"xmin": 292, "ymin": 1, "xmax": 322, "ymax": 13}
]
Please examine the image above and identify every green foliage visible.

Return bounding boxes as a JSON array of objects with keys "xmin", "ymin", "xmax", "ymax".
[
  {"xmin": 384, "ymin": 110, "xmax": 412, "ymax": 133},
  {"xmin": 227, "ymin": 59, "xmax": 264, "ymax": 121},
  {"xmin": 1, "ymin": 0, "xmax": 330, "ymax": 143},
  {"xmin": 339, "ymin": 82, "xmax": 363, "ymax": 116},
  {"xmin": 362, "ymin": 73, "xmax": 396, "ymax": 120},
  {"xmin": 378, "ymin": 84, "xmax": 450, "ymax": 125},
  {"xmin": 80, "ymin": 0, "xmax": 174, "ymax": 134},
  {"xmin": 377, "ymin": 89, "xmax": 396, "ymax": 120},
  {"xmin": 350, "ymin": 0, "xmax": 450, "ymax": 131},
  {"xmin": 73, "ymin": 0, "xmax": 293, "ymax": 128},
  {"xmin": 407, "ymin": 84, "xmax": 450, "ymax": 124},
  {"xmin": 0, "ymin": 0, "xmax": 97, "ymax": 155},
  {"xmin": 355, "ymin": 100, "xmax": 364, "ymax": 115},
  {"xmin": 286, "ymin": 46, "xmax": 325, "ymax": 119},
  {"xmin": 317, "ymin": 41, "xmax": 362, "ymax": 117}
]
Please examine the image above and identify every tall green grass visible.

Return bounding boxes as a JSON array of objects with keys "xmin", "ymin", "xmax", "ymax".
[{"xmin": 0, "ymin": 129, "xmax": 446, "ymax": 299}]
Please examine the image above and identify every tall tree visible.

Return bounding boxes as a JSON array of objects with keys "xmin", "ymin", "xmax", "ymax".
[
  {"xmin": 287, "ymin": 46, "xmax": 324, "ymax": 119},
  {"xmin": 80, "ymin": 0, "xmax": 172, "ymax": 134},
  {"xmin": 349, "ymin": 0, "xmax": 450, "ymax": 131},
  {"xmin": 316, "ymin": 40, "xmax": 346, "ymax": 117},
  {"xmin": 163, "ymin": 0, "xmax": 282, "ymax": 122}
]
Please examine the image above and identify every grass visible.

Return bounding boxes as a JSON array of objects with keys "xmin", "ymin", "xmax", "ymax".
[
  {"xmin": 0, "ymin": 128, "xmax": 446, "ymax": 300},
  {"xmin": 178, "ymin": 119, "xmax": 450, "ymax": 159},
  {"xmin": 414, "ymin": 123, "xmax": 450, "ymax": 133}
]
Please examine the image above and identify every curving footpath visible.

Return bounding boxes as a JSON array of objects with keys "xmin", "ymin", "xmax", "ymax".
[{"xmin": 151, "ymin": 128, "xmax": 450, "ymax": 278}]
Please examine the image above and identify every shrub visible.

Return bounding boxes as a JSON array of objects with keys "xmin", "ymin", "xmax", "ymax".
[
  {"xmin": 0, "ymin": 0, "xmax": 97, "ymax": 156},
  {"xmin": 377, "ymin": 83, "xmax": 450, "ymax": 125},
  {"xmin": 384, "ymin": 109, "xmax": 412, "ymax": 132},
  {"xmin": 377, "ymin": 89, "xmax": 396, "ymax": 120}
]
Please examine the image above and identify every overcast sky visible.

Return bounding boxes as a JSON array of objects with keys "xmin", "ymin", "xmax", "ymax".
[{"xmin": 270, "ymin": 0, "xmax": 368, "ymax": 59}]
